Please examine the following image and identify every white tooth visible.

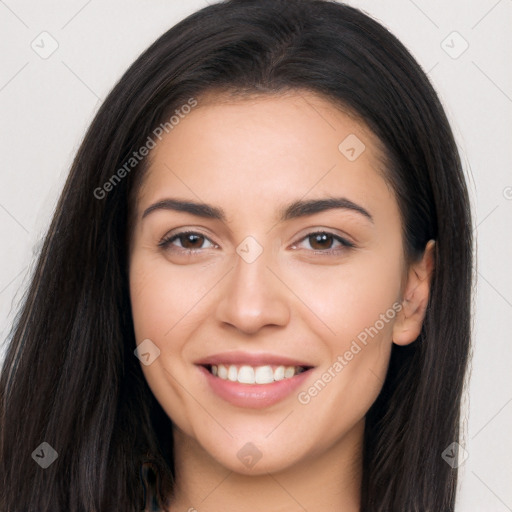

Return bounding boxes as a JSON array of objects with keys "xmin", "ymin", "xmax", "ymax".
[
  {"xmin": 284, "ymin": 366, "xmax": 295, "ymax": 379},
  {"xmin": 255, "ymin": 365, "xmax": 274, "ymax": 384},
  {"xmin": 228, "ymin": 365, "xmax": 238, "ymax": 382},
  {"xmin": 238, "ymin": 365, "xmax": 255, "ymax": 384},
  {"xmin": 274, "ymin": 366, "xmax": 285, "ymax": 381},
  {"xmin": 217, "ymin": 364, "xmax": 228, "ymax": 379},
  {"xmin": 211, "ymin": 365, "xmax": 218, "ymax": 376}
]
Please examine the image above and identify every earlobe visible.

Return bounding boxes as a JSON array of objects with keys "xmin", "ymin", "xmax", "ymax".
[{"xmin": 392, "ymin": 240, "xmax": 436, "ymax": 346}]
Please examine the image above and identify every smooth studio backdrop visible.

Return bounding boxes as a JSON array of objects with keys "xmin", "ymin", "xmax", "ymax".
[{"xmin": 0, "ymin": 1, "xmax": 511, "ymax": 510}]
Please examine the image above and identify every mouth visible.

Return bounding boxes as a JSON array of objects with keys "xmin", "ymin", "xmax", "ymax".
[
  {"xmin": 201, "ymin": 363, "xmax": 313, "ymax": 385},
  {"xmin": 194, "ymin": 351, "xmax": 316, "ymax": 408}
]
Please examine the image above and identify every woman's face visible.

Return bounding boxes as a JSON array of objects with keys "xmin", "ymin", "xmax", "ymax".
[{"xmin": 129, "ymin": 91, "xmax": 430, "ymax": 475}]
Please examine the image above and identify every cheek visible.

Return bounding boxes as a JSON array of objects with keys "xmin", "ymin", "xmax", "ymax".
[
  {"xmin": 129, "ymin": 261, "xmax": 166, "ymax": 342},
  {"xmin": 287, "ymin": 248, "xmax": 403, "ymax": 422},
  {"xmin": 129, "ymin": 253, "xmax": 204, "ymax": 435},
  {"xmin": 280, "ymin": 249, "xmax": 403, "ymax": 343},
  {"xmin": 129, "ymin": 252, "xmax": 209, "ymax": 342}
]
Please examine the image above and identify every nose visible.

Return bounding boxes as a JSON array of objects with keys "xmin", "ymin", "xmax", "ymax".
[{"xmin": 215, "ymin": 247, "xmax": 291, "ymax": 335}]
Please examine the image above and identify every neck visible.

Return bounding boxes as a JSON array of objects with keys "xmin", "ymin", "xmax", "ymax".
[{"xmin": 166, "ymin": 420, "xmax": 364, "ymax": 512}]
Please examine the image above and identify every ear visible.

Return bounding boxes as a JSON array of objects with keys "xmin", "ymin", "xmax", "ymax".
[{"xmin": 392, "ymin": 240, "xmax": 436, "ymax": 346}]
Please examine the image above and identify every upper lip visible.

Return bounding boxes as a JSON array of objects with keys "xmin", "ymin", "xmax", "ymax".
[{"xmin": 194, "ymin": 351, "xmax": 315, "ymax": 368}]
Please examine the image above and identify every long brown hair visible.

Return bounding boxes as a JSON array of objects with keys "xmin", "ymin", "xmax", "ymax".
[{"xmin": 0, "ymin": 1, "xmax": 472, "ymax": 510}]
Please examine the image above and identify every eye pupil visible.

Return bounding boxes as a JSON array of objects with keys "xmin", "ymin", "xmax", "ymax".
[
  {"xmin": 309, "ymin": 233, "xmax": 333, "ymax": 250},
  {"xmin": 181, "ymin": 233, "xmax": 204, "ymax": 249}
]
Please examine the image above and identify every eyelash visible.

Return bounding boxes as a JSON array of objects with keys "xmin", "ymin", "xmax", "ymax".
[{"xmin": 158, "ymin": 230, "xmax": 355, "ymax": 255}]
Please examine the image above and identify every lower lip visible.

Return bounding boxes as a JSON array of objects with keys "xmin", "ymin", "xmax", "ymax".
[{"xmin": 197, "ymin": 365, "xmax": 313, "ymax": 409}]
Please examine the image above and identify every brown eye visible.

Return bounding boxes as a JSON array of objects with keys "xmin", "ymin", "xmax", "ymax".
[
  {"xmin": 292, "ymin": 231, "xmax": 355, "ymax": 254},
  {"xmin": 158, "ymin": 231, "xmax": 216, "ymax": 251},
  {"xmin": 308, "ymin": 233, "xmax": 335, "ymax": 250},
  {"xmin": 179, "ymin": 233, "xmax": 205, "ymax": 249}
]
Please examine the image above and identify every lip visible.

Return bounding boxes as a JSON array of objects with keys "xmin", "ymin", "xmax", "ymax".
[
  {"xmin": 195, "ymin": 351, "xmax": 316, "ymax": 409},
  {"xmin": 194, "ymin": 350, "xmax": 314, "ymax": 368},
  {"xmin": 197, "ymin": 364, "xmax": 315, "ymax": 409}
]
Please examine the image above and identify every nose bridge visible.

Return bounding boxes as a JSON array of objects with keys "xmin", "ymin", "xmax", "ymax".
[{"xmin": 215, "ymin": 239, "xmax": 291, "ymax": 333}]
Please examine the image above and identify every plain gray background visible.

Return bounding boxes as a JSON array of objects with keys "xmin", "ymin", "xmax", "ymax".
[{"xmin": 1, "ymin": 1, "xmax": 511, "ymax": 510}]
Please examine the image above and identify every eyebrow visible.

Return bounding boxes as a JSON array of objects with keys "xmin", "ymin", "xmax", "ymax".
[{"xmin": 141, "ymin": 197, "xmax": 373, "ymax": 223}]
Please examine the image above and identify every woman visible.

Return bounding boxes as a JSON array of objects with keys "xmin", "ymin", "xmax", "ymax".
[{"xmin": 0, "ymin": 0, "xmax": 473, "ymax": 510}]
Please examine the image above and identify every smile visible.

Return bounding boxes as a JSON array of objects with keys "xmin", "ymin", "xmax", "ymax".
[
  {"xmin": 206, "ymin": 364, "xmax": 309, "ymax": 385},
  {"xmin": 197, "ymin": 364, "xmax": 314, "ymax": 409}
]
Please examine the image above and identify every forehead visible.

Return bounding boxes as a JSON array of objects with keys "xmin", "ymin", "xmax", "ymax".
[{"xmin": 135, "ymin": 91, "xmax": 393, "ymax": 221}]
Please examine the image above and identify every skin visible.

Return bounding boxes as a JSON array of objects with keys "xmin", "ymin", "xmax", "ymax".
[{"xmin": 129, "ymin": 90, "xmax": 435, "ymax": 512}]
